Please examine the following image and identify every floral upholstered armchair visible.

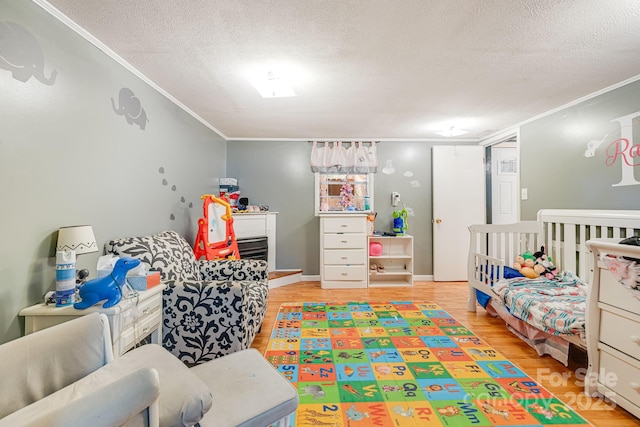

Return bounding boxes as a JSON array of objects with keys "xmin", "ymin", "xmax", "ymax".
[{"xmin": 104, "ymin": 230, "xmax": 268, "ymax": 366}]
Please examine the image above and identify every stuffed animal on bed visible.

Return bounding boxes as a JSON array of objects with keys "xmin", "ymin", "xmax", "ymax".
[
  {"xmin": 513, "ymin": 247, "xmax": 559, "ymax": 279},
  {"xmin": 533, "ymin": 246, "xmax": 559, "ymax": 279},
  {"xmin": 513, "ymin": 255, "xmax": 542, "ymax": 278}
]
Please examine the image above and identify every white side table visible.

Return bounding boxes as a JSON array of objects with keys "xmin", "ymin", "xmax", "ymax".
[{"xmin": 20, "ymin": 284, "xmax": 165, "ymax": 356}]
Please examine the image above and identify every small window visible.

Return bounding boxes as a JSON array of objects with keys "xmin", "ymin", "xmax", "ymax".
[
  {"xmin": 498, "ymin": 159, "xmax": 517, "ymax": 175},
  {"xmin": 315, "ymin": 173, "xmax": 374, "ymax": 215}
]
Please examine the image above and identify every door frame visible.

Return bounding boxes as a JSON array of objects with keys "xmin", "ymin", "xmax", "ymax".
[{"xmin": 481, "ymin": 129, "xmax": 521, "ymax": 224}]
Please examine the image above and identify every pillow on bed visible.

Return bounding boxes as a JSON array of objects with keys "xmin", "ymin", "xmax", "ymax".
[
  {"xmin": 488, "ymin": 266, "xmax": 524, "ymax": 280},
  {"xmin": 503, "ymin": 266, "xmax": 525, "ymax": 279},
  {"xmin": 477, "ymin": 267, "xmax": 524, "ymax": 308}
]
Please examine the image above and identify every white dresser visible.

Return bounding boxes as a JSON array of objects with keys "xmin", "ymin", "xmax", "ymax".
[
  {"xmin": 585, "ymin": 239, "xmax": 640, "ymax": 419},
  {"xmin": 320, "ymin": 214, "xmax": 367, "ymax": 289}
]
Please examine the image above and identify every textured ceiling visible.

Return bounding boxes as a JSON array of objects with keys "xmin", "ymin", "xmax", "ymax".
[{"xmin": 43, "ymin": 0, "xmax": 640, "ymax": 140}]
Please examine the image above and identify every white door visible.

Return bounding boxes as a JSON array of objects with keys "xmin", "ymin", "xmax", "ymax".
[
  {"xmin": 432, "ymin": 145, "xmax": 485, "ymax": 281},
  {"xmin": 491, "ymin": 146, "xmax": 519, "ymax": 224}
]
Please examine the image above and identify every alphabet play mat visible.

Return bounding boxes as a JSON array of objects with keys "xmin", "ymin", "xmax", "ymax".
[{"xmin": 265, "ymin": 302, "xmax": 590, "ymax": 426}]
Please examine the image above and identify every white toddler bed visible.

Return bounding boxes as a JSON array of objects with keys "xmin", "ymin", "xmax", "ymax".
[{"xmin": 468, "ymin": 209, "xmax": 640, "ymax": 365}]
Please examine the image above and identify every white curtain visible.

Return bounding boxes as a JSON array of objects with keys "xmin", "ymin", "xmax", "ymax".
[{"xmin": 310, "ymin": 141, "xmax": 378, "ymax": 173}]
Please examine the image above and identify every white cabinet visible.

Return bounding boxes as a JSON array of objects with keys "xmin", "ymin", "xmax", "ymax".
[
  {"xmin": 320, "ymin": 214, "xmax": 367, "ymax": 289},
  {"xmin": 585, "ymin": 239, "xmax": 640, "ymax": 419},
  {"xmin": 368, "ymin": 235, "xmax": 413, "ymax": 287},
  {"xmin": 233, "ymin": 212, "xmax": 277, "ymax": 271}
]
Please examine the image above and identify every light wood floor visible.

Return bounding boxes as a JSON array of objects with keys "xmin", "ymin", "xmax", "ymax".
[{"xmin": 251, "ymin": 280, "xmax": 640, "ymax": 426}]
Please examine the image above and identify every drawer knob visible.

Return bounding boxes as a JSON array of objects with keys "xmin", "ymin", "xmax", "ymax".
[
  {"xmin": 631, "ymin": 382, "xmax": 640, "ymax": 392},
  {"xmin": 142, "ymin": 308, "xmax": 150, "ymax": 314},
  {"xmin": 632, "ymin": 336, "xmax": 640, "ymax": 345},
  {"xmin": 341, "ymin": 256, "xmax": 348, "ymax": 260},
  {"xmin": 341, "ymin": 273, "xmax": 348, "ymax": 276},
  {"xmin": 341, "ymin": 240, "xmax": 348, "ymax": 243}
]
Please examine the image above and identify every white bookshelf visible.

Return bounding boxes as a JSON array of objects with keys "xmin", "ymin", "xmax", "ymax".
[{"xmin": 367, "ymin": 235, "xmax": 413, "ymax": 287}]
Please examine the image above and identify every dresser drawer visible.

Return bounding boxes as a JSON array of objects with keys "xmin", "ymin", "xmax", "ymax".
[
  {"xmin": 324, "ymin": 233, "xmax": 366, "ymax": 249},
  {"xmin": 322, "ymin": 217, "xmax": 366, "ymax": 233},
  {"xmin": 323, "ymin": 249, "xmax": 366, "ymax": 265},
  {"xmin": 600, "ymin": 311, "xmax": 640, "ymax": 360},
  {"xmin": 117, "ymin": 310, "xmax": 162, "ymax": 354},
  {"xmin": 599, "ymin": 268, "xmax": 640, "ymax": 314},
  {"xmin": 121, "ymin": 293, "xmax": 163, "ymax": 330},
  {"xmin": 599, "ymin": 350, "xmax": 640, "ymax": 407},
  {"xmin": 323, "ymin": 265, "xmax": 366, "ymax": 281}
]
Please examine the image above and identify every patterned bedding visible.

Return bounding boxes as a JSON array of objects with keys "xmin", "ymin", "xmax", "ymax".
[{"xmin": 492, "ymin": 272, "xmax": 586, "ymax": 338}]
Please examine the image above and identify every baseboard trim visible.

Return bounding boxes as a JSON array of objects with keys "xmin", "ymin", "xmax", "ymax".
[
  {"xmin": 299, "ymin": 274, "xmax": 434, "ymax": 284},
  {"xmin": 269, "ymin": 270, "xmax": 302, "ymax": 289}
]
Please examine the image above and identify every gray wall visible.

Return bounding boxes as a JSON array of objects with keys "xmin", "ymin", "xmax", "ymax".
[
  {"xmin": 1, "ymin": 1, "xmax": 226, "ymax": 343},
  {"xmin": 4, "ymin": 0, "xmax": 640, "ymax": 347},
  {"xmin": 226, "ymin": 140, "xmax": 469, "ymax": 276},
  {"xmin": 520, "ymin": 80, "xmax": 640, "ymax": 218}
]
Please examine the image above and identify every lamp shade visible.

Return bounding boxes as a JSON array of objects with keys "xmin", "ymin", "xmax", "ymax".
[{"xmin": 56, "ymin": 225, "xmax": 98, "ymax": 255}]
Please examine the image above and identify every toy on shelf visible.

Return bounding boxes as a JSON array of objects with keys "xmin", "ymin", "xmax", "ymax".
[
  {"xmin": 194, "ymin": 194, "xmax": 240, "ymax": 261},
  {"xmin": 74, "ymin": 257, "xmax": 140, "ymax": 309},
  {"xmin": 392, "ymin": 208, "xmax": 408, "ymax": 235}
]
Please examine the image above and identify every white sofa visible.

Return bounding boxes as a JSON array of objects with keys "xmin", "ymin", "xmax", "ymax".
[
  {"xmin": 0, "ymin": 313, "xmax": 161, "ymax": 427},
  {"xmin": 2, "ymin": 311, "xmax": 298, "ymax": 427}
]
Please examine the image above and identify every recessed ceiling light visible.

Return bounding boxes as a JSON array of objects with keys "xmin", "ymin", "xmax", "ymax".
[
  {"xmin": 435, "ymin": 127, "xmax": 468, "ymax": 137},
  {"xmin": 251, "ymin": 71, "xmax": 296, "ymax": 98}
]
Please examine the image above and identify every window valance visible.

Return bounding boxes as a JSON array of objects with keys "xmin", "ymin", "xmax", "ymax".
[{"xmin": 310, "ymin": 141, "xmax": 378, "ymax": 173}]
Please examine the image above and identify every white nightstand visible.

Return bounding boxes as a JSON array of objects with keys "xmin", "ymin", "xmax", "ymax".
[{"xmin": 20, "ymin": 284, "xmax": 165, "ymax": 356}]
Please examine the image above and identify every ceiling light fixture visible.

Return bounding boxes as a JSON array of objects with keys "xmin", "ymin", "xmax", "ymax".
[
  {"xmin": 435, "ymin": 126, "xmax": 468, "ymax": 137},
  {"xmin": 251, "ymin": 71, "xmax": 296, "ymax": 98}
]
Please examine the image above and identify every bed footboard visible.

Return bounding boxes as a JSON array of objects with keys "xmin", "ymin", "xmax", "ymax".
[
  {"xmin": 467, "ymin": 221, "xmax": 541, "ymax": 311},
  {"xmin": 467, "ymin": 253, "xmax": 507, "ymax": 311}
]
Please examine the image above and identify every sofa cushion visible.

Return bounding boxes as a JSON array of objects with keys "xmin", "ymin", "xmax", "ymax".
[
  {"xmin": 2, "ymin": 367, "xmax": 159, "ymax": 427},
  {"xmin": 114, "ymin": 344, "xmax": 213, "ymax": 427},
  {"xmin": 104, "ymin": 230, "xmax": 199, "ymax": 282},
  {"xmin": 192, "ymin": 348, "xmax": 298, "ymax": 427},
  {"xmin": 0, "ymin": 313, "xmax": 110, "ymax": 419}
]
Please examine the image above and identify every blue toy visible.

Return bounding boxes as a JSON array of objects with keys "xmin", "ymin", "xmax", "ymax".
[
  {"xmin": 73, "ymin": 257, "xmax": 141, "ymax": 309},
  {"xmin": 392, "ymin": 208, "xmax": 408, "ymax": 235}
]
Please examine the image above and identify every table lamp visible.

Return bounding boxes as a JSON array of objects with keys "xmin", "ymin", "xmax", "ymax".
[{"xmin": 56, "ymin": 225, "xmax": 98, "ymax": 285}]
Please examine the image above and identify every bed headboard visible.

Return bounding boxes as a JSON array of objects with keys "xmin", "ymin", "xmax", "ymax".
[{"xmin": 538, "ymin": 209, "xmax": 640, "ymax": 281}]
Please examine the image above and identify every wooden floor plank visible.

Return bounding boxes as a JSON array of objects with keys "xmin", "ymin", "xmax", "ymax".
[{"xmin": 251, "ymin": 280, "xmax": 640, "ymax": 426}]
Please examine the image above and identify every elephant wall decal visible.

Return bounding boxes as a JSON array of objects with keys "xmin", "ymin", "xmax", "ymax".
[
  {"xmin": 111, "ymin": 87, "xmax": 149, "ymax": 130},
  {"xmin": 0, "ymin": 21, "xmax": 57, "ymax": 85}
]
